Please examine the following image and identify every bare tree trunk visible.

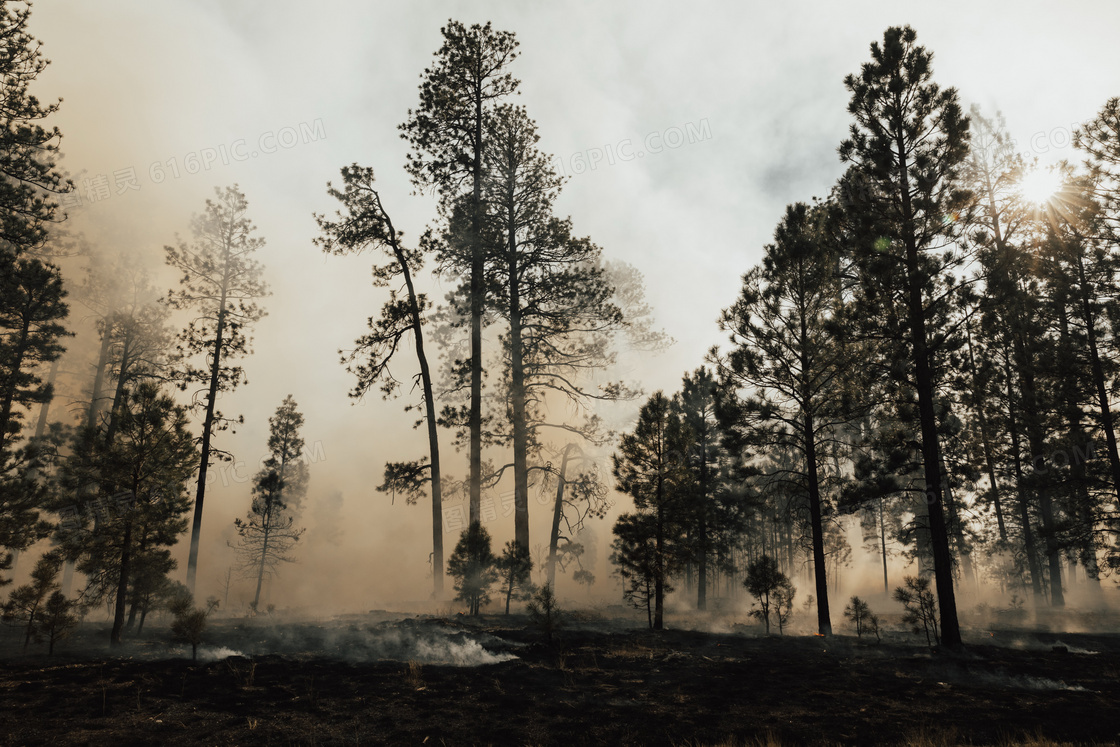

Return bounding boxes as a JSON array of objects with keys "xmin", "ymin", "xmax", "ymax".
[
  {"xmin": 547, "ymin": 444, "xmax": 573, "ymax": 587},
  {"xmin": 654, "ymin": 469, "xmax": 665, "ymax": 631},
  {"xmin": 1074, "ymin": 250, "xmax": 1120, "ymax": 504},
  {"xmin": 381, "ymin": 210, "xmax": 444, "ymax": 595},
  {"xmin": 964, "ymin": 320, "xmax": 1007, "ymax": 541},
  {"xmin": 85, "ymin": 328, "xmax": 113, "ymax": 432},
  {"xmin": 253, "ymin": 491, "xmax": 274, "ymax": 611},
  {"xmin": 879, "ymin": 496, "xmax": 889, "ymax": 594},
  {"xmin": 186, "ymin": 283, "xmax": 229, "ymax": 594},
  {"xmin": 111, "ymin": 517, "xmax": 133, "ymax": 646},
  {"xmin": 1003, "ymin": 350, "xmax": 1043, "ymax": 599},
  {"xmin": 507, "ymin": 196, "xmax": 530, "ymax": 550},
  {"xmin": 33, "ymin": 358, "xmax": 60, "ymax": 439}
]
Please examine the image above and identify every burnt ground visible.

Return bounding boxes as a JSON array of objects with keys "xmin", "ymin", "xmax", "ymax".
[{"xmin": 1, "ymin": 610, "xmax": 1119, "ymax": 746}]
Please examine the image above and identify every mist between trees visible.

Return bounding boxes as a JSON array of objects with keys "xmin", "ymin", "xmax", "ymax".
[
  {"xmin": 4, "ymin": 6, "xmax": 1120, "ymax": 659},
  {"xmin": 551, "ymin": 117, "xmax": 714, "ymax": 178},
  {"xmin": 58, "ymin": 119, "xmax": 329, "ymax": 214}
]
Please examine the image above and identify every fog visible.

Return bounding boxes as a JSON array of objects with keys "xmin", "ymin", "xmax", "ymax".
[{"xmin": 13, "ymin": 0, "xmax": 1120, "ymax": 617}]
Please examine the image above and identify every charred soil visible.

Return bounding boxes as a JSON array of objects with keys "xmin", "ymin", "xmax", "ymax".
[{"xmin": 1, "ymin": 613, "xmax": 1118, "ymax": 745}]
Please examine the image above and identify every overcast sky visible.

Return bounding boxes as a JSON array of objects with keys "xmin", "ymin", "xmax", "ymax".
[{"xmin": 31, "ymin": 1, "xmax": 1120, "ymax": 608}]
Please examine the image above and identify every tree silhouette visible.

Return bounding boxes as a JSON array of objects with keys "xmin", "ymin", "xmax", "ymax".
[
  {"xmin": 839, "ymin": 26, "xmax": 971, "ymax": 646},
  {"xmin": 165, "ymin": 186, "xmax": 269, "ymax": 593},
  {"xmin": 315, "ymin": 165, "xmax": 446, "ymax": 595},
  {"xmin": 233, "ymin": 396, "xmax": 307, "ymax": 611},
  {"xmin": 401, "ymin": 20, "xmax": 520, "ymax": 525}
]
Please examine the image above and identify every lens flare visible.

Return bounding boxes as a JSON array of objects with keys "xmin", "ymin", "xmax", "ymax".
[{"xmin": 1018, "ymin": 168, "xmax": 1063, "ymax": 205}]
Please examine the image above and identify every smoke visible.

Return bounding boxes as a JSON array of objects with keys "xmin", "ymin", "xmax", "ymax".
[
  {"xmin": 16, "ymin": 0, "xmax": 1120, "ymax": 618},
  {"xmin": 309, "ymin": 489, "xmax": 344, "ymax": 546},
  {"xmin": 950, "ymin": 671, "xmax": 1090, "ymax": 693},
  {"xmin": 196, "ymin": 646, "xmax": 246, "ymax": 662},
  {"xmin": 209, "ymin": 616, "xmax": 518, "ymax": 667}
]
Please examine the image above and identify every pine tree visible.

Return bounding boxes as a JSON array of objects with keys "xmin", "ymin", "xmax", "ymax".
[
  {"xmin": 1, "ymin": 551, "xmax": 60, "ymax": 649},
  {"xmin": 315, "ymin": 165, "xmax": 445, "ymax": 594},
  {"xmin": 743, "ymin": 555, "xmax": 793, "ymax": 635},
  {"xmin": 36, "ymin": 590, "xmax": 77, "ymax": 654},
  {"xmin": 446, "ymin": 521, "xmax": 498, "ymax": 615},
  {"xmin": 233, "ymin": 396, "xmax": 307, "ymax": 611},
  {"xmin": 0, "ymin": 249, "xmax": 70, "ymax": 455},
  {"xmin": 610, "ymin": 512, "xmax": 659, "ymax": 628},
  {"xmin": 715, "ymin": 202, "xmax": 860, "ymax": 635},
  {"xmin": 401, "ymin": 21, "xmax": 520, "ymax": 525},
  {"xmin": 165, "ymin": 186, "xmax": 269, "ymax": 593},
  {"xmin": 481, "ymin": 104, "xmax": 626, "ymax": 551},
  {"xmin": 0, "ymin": 1, "xmax": 73, "ymax": 253},
  {"xmin": 838, "ymin": 26, "xmax": 971, "ymax": 646},
  {"xmin": 58, "ymin": 382, "xmax": 197, "ymax": 645},
  {"xmin": 0, "ymin": 248, "xmax": 69, "ymax": 583},
  {"xmin": 495, "ymin": 540, "xmax": 532, "ymax": 614},
  {"xmin": 611, "ymin": 392, "xmax": 691, "ymax": 630}
]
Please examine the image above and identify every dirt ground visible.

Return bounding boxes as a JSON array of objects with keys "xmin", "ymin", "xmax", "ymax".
[{"xmin": 1, "ymin": 609, "xmax": 1118, "ymax": 746}]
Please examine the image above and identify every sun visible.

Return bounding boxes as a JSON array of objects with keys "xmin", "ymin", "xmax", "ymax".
[{"xmin": 1017, "ymin": 167, "xmax": 1064, "ymax": 205}]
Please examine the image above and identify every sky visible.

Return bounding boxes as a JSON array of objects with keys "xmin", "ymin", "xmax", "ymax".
[{"xmin": 28, "ymin": 0, "xmax": 1120, "ymax": 610}]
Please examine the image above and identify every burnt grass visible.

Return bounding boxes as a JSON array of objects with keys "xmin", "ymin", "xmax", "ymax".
[{"xmin": 2, "ymin": 610, "xmax": 1119, "ymax": 746}]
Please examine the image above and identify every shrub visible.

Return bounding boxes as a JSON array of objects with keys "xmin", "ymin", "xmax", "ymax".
[{"xmin": 526, "ymin": 582, "xmax": 563, "ymax": 644}]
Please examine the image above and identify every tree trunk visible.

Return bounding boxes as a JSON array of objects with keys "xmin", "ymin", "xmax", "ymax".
[
  {"xmin": 385, "ymin": 220, "xmax": 444, "ymax": 596},
  {"xmin": 547, "ymin": 444, "xmax": 573, "ymax": 587},
  {"xmin": 32, "ymin": 358, "xmax": 60, "ymax": 439},
  {"xmin": 654, "ymin": 458, "xmax": 665, "ymax": 631},
  {"xmin": 1074, "ymin": 249, "xmax": 1120, "ymax": 505},
  {"xmin": 468, "ymin": 81, "xmax": 484, "ymax": 527},
  {"xmin": 879, "ymin": 495, "xmax": 889, "ymax": 594},
  {"xmin": 964, "ymin": 320, "xmax": 1008, "ymax": 541},
  {"xmin": 1015, "ymin": 337, "xmax": 1064, "ymax": 607},
  {"xmin": 895, "ymin": 118, "xmax": 961, "ymax": 646},
  {"xmin": 85, "ymin": 327, "xmax": 113, "ymax": 432},
  {"xmin": 253, "ymin": 491, "xmax": 274, "ymax": 611},
  {"xmin": 803, "ymin": 408, "xmax": 832, "ymax": 634},
  {"xmin": 1056, "ymin": 297, "xmax": 1103, "ymax": 595},
  {"xmin": 799, "ymin": 276, "xmax": 832, "ymax": 635},
  {"xmin": 507, "ymin": 195, "xmax": 530, "ymax": 551},
  {"xmin": 1002, "ymin": 349, "xmax": 1043, "ymax": 598},
  {"xmin": 111, "ymin": 517, "xmax": 134, "ymax": 646},
  {"xmin": 186, "ymin": 281, "xmax": 229, "ymax": 594},
  {"xmin": 941, "ymin": 453, "xmax": 975, "ymax": 589},
  {"xmin": 696, "ymin": 430, "xmax": 709, "ymax": 612}
]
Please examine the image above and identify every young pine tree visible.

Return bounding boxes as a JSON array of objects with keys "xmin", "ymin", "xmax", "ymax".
[
  {"xmin": 234, "ymin": 396, "xmax": 307, "ymax": 611},
  {"xmin": 612, "ymin": 392, "xmax": 691, "ymax": 630},
  {"xmin": 447, "ymin": 521, "xmax": 498, "ymax": 615},
  {"xmin": 495, "ymin": 540, "xmax": 533, "ymax": 614},
  {"xmin": 59, "ymin": 383, "xmax": 197, "ymax": 646}
]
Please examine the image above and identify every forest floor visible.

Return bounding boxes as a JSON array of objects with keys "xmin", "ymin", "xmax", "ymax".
[{"xmin": 1, "ymin": 607, "xmax": 1119, "ymax": 746}]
